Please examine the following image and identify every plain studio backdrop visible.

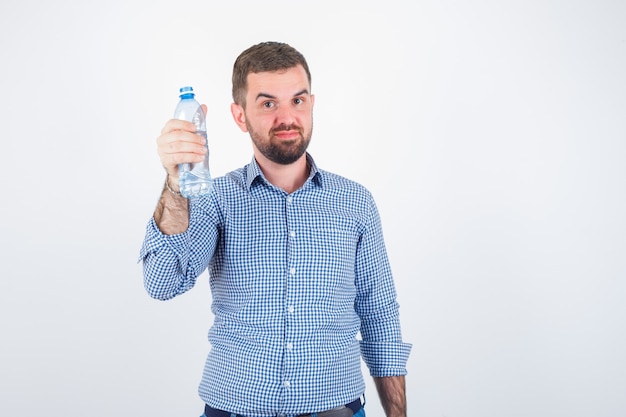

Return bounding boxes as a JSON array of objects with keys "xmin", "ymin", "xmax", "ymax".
[{"xmin": 1, "ymin": 1, "xmax": 624, "ymax": 416}]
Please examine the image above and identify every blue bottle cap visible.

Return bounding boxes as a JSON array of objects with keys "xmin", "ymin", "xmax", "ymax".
[{"xmin": 179, "ymin": 86, "xmax": 195, "ymax": 98}]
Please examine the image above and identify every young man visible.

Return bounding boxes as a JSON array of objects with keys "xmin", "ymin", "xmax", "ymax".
[{"xmin": 140, "ymin": 41, "xmax": 411, "ymax": 417}]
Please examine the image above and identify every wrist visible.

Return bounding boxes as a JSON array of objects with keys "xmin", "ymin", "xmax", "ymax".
[{"xmin": 165, "ymin": 176, "xmax": 182, "ymax": 197}]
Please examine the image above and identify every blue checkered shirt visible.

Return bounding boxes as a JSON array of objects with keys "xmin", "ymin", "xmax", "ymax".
[{"xmin": 140, "ymin": 154, "xmax": 411, "ymax": 416}]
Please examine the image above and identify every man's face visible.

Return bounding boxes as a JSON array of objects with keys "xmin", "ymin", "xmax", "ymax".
[{"xmin": 233, "ymin": 65, "xmax": 315, "ymax": 165}]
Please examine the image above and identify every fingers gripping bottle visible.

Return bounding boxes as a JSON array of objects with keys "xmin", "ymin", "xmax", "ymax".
[{"xmin": 173, "ymin": 86, "xmax": 213, "ymax": 198}]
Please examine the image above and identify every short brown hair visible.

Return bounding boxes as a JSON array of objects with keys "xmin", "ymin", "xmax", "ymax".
[{"xmin": 232, "ymin": 41, "xmax": 312, "ymax": 107}]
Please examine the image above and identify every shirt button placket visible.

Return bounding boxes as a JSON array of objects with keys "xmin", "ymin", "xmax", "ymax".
[{"xmin": 284, "ymin": 193, "xmax": 296, "ymax": 405}]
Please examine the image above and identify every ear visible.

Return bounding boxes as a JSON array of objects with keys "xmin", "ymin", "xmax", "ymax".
[{"xmin": 230, "ymin": 103, "xmax": 248, "ymax": 132}]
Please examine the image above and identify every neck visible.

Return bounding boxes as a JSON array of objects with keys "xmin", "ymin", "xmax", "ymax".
[{"xmin": 254, "ymin": 152, "xmax": 309, "ymax": 194}]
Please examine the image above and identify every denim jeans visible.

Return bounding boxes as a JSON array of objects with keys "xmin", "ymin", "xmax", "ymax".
[{"xmin": 352, "ymin": 407, "xmax": 366, "ymax": 417}]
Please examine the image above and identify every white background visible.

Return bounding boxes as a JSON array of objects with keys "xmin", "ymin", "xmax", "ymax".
[{"xmin": 1, "ymin": 1, "xmax": 625, "ymax": 416}]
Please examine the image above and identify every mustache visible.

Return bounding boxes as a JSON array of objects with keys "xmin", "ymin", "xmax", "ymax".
[{"xmin": 272, "ymin": 124, "xmax": 301, "ymax": 133}]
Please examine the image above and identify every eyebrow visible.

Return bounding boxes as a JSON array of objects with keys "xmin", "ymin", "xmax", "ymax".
[{"xmin": 255, "ymin": 89, "xmax": 310, "ymax": 102}]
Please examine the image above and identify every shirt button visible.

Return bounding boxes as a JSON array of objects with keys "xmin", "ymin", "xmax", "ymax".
[
  {"xmin": 287, "ymin": 305, "xmax": 295, "ymax": 313},
  {"xmin": 286, "ymin": 342, "xmax": 293, "ymax": 351},
  {"xmin": 289, "ymin": 267, "xmax": 296, "ymax": 275},
  {"xmin": 286, "ymin": 196, "xmax": 293, "ymax": 203},
  {"xmin": 284, "ymin": 380, "xmax": 291, "ymax": 388},
  {"xmin": 289, "ymin": 230, "xmax": 296, "ymax": 238}
]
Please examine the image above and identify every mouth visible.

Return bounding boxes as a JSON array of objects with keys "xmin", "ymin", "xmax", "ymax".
[
  {"xmin": 272, "ymin": 125, "xmax": 302, "ymax": 141},
  {"xmin": 273, "ymin": 131, "xmax": 300, "ymax": 141}
]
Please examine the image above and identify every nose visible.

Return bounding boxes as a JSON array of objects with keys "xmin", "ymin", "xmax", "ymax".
[{"xmin": 275, "ymin": 103, "xmax": 295, "ymax": 126}]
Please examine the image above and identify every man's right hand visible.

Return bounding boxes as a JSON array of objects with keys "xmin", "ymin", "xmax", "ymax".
[{"xmin": 157, "ymin": 104, "xmax": 208, "ymax": 189}]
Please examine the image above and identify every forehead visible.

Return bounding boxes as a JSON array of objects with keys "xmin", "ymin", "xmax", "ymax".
[{"xmin": 246, "ymin": 65, "xmax": 310, "ymax": 98}]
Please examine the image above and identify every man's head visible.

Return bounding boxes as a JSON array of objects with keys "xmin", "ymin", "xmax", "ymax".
[
  {"xmin": 232, "ymin": 41, "xmax": 311, "ymax": 108},
  {"xmin": 230, "ymin": 42, "xmax": 314, "ymax": 166}
]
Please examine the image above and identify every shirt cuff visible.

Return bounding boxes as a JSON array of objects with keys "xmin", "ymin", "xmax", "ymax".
[
  {"xmin": 359, "ymin": 341, "xmax": 413, "ymax": 377},
  {"xmin": 138, "ymin": 217, "xmax": 189, "ymax": 262}
]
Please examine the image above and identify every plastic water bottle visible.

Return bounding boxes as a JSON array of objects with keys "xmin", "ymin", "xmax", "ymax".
[{"xmin": 173, "ymin": 86, "xmax": 212, "ymax": 198}]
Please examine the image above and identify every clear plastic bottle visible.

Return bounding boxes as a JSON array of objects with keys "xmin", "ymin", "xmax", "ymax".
[{"xmin": 173, "ymin": 86, "xmax": 212, "ymax": 198}]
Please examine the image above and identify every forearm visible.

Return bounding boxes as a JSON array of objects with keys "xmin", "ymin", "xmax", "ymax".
[
  {"xmin": 154, "ymin": 177, "xmax": 189, "ymax": 235},
  {"xmin": 374, "ymin": 375, "xmax": 407, "ymax": 417},
  {"xmin": 142, "ymin": 183, "xmax": 196, "ymax": 300}
]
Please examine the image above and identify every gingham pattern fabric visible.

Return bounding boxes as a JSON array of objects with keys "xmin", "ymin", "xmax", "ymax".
[{"xmin": 140, "ymin": 154, "xmax": 411, "ymax": 417}]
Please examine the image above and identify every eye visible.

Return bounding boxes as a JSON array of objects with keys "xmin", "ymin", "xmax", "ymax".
[
  {"xmin": 293, "ymin": 97, "xmax": 304, "ymax": 105},
  {"xmin": 262, "ymin": 101, "xmax": 276, "ymax": 109}
]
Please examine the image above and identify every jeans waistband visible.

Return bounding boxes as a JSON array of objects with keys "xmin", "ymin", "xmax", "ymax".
[{"xmin": 204, "ymin": 397, "xmax": 363, "ymax": 417}]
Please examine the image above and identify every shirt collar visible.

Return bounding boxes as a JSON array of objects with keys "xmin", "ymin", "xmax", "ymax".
[{"xmin": 245, "ymin": 153, "xmax": 323, "ymax": 190}]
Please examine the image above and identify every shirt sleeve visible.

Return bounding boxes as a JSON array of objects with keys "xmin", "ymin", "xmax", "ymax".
[
  {"xmin": 138, "ymin": 194, "xmax": 220, "ymax": 301},
  {"xmin": 355, "ymin": 192, "xmax": 412, "ymax": 377}
]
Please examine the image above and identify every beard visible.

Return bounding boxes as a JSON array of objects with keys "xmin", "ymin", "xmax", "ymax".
[{"xmin": 247, "ymin": 120, "xmax": 312, "ymax": 165}]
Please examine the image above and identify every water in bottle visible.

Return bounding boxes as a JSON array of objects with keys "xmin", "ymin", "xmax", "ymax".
[{"xmin": 173, "ymin": 86, "xmax": 212, "ymax": 198}]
